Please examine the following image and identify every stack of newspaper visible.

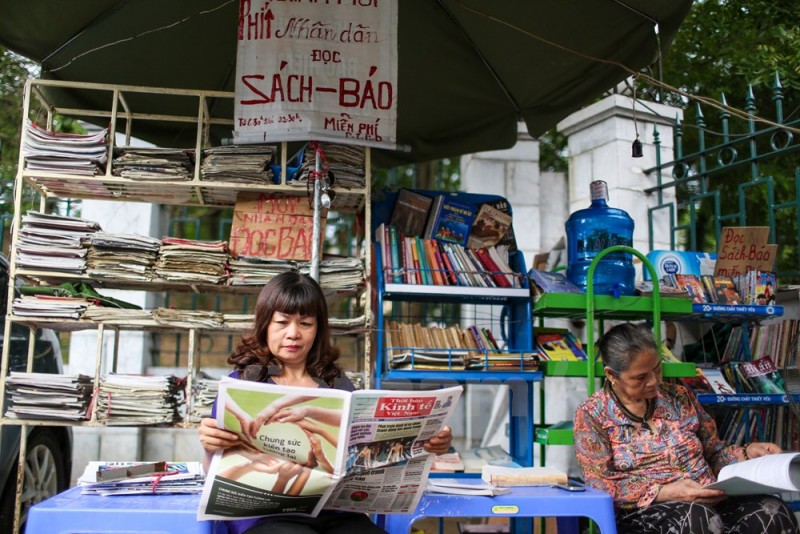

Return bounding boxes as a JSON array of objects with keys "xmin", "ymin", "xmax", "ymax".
[
  {"xmin": 155, "ymin": 238, "xmax": 229, "ymax": 284},
  {"xmin": 94, "ymin": 374, "xmax": 185, "ymax": 425},
  {"xmin": 228, "ymin": 257, "xmax": 296, "ymax": 285},
  {"xmin": 22, "ymin": 119, "xmax": 107, "ymax": 176},
  {"xmin": 78, "ymin": 461, "xmax": 205, "ymax": 495},
  {"xmin": 201, "ymin": 145, "xmax": 275, "ymax": 183},
  {"xmin": 299, "ymin": 256, "xmax": 364, "ymax": 292},
  {"xmin": 16, "ymin": 211, "xmax": 101, "ymax": 273},
  {"xmin": 222, "ymin": 313, "xmax": 254, "ymax": 330},
  {"xmin": 87, "ymin": 232, "xmax": 162, "ymax": 281},
  {"xmin": 188, "ymin": 373, "xmax": 220, "ymax": 423},
  {"xmin": 81, "ymin": 307, "xmax": 156, "ymax": 326},
  {"xmin": 112, "ymin": 147, "xmax": 194, "ymax": 181},
  {"xmin": 329, "ymin": 314, "xmax": 367, "ymax": 335},
  {"xmin": 293, "ymin": 143, "xmax": 366, "ymax": 188},
  {"xmin": 12, "ymin": 295, "xmax": 91, "ymax": 319},
  {"xmin": 4, "ymin": 372, "xmax": 94, "ymax": 420},
  {"xmin": 153, "ymin": 308, "xmax": 224, "ymax": 329}
]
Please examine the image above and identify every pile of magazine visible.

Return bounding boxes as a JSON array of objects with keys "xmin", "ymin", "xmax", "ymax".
[
  {"xmin": 293, "ymin": 143, "xmax": 366, "ymax": 188},
  {"xmin": 16, "ymin": 211, "xmax": 101, "ymax": 273},
  {"xmin": 87, "ymin": 232, "xmax": 162, "ymax": 281},
  {"xmin": 4, "ymin": 372, "xmax": 93, "ymax": 421},
  {"xmin": 112, "ymin": 147, "xmax": 194, "ymax": 181},
  {"xmin": 94, "ymin": 374, "xmax": 185, "ymax": 425},
  {"xmin": 78, "ymin": 461, "xmax": 205, "ymax": 495},
  {"xmin": 22, "ymin": 119, "xmax": 108, "ymax": 176},
  {"xmin": 154, "ymin": 238, "xmax": 229, "ymax": 284},
  {"xmin": 201, "ymin": 145, "xmax": 275, "ymax": 183}
]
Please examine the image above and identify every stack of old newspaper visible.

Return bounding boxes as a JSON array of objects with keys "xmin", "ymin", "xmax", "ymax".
[
  {"xmin": 293, "ymin": 143, "xmax": 366, "ymax": 188},
  {"xmin": 299, "ymin": 256, "xmax": 364, "ymax": 292},
  {"xmin": 82, "ymin": 307, "xmax": 156, "ymax": 326},
  {"xmin": 153, "ymin": 308, "xmax": 224, "ymax": 329},
  {"xmin": 4, "ymin": 372, "xmax": 93, "ymax": 421},
  {"xmin": 22, "ymin": 119, "xmax": 108, "ymax": 176},
  {"xmin": 16, "ymin": 211, "xmax": 101, "ymax": 273},
  {"xmin": 86, "ymin": 232, "xmax": 162, "ymax": 281},
  {"xmin": 94, "ymin": 374, "xmax": 184, "ymax": 425},
  {"xmin": 112, "ymin": 147, "xmax": 194, "ymax": 181},
  {"xmin": 155, "ymin": 238, "xmax": 229, "ymax": 284},
  {"xmin": 78, "ymin": 461, "xmax": 205, "ymax": 495},
  {"xmin": 188, "ymin": 373, "xmax": 220, "ymax": 423},
  {"xmin": 201, "ymin": 145, "xmax": 275, "ymax": 183},
  {"xmin": 228, "ymin": 257, "xmax": 296, "ymax": 285},
  {"xmin": 12, "ymin": 294, "xmax": 91, "ymax": 319}
]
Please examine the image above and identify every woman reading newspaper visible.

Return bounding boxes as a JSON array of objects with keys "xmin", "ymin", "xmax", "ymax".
[{"xmin": 198, "ymin": 271, "xmax": 452, "ymax": 534}]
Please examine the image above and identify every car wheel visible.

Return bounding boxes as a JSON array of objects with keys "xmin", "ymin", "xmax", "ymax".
[{"xmin": 0, "ymin": 430, "xmax": 67, "ymax": 534}]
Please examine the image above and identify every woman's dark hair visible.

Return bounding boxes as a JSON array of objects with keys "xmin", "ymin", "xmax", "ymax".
[
  {"xmin": 598, "ymin": 322, "xmax": 657, "ymax": 376},
  {"xmin": 228, "ymin": 271, "xmax": 342, "ymax": 386}
]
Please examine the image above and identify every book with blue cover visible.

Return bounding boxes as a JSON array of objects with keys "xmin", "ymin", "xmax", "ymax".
[
  {"xmin": 528, "ymin": 269, "xmax": 584, "ymax": 296},
  {"xmin": 423, "ymin": 195, "xmax": 476, "ymax": 247}
]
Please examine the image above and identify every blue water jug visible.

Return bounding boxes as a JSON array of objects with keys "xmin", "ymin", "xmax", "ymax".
[{"xmin": 565, "ymin": 180, "xmax": 635, "ymax": 296}]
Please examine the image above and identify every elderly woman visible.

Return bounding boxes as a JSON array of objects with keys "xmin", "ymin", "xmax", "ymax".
[{"xmin": 574, "ymin": 322, "xmax": 798, "ymax": 534}]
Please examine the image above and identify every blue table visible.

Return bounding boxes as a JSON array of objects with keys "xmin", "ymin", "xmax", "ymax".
[
  {"xmin": 378, "ymin": 481, "xmax": 617, "ymax": 534},
  {"xmin": 26, "ymin": 486, "xmax": 215, "ymax": 534}
]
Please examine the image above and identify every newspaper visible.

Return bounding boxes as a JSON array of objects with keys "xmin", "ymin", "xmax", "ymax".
[{"xmin": 197, "ymin": 378, "xmax": 462, "ymax": 520}]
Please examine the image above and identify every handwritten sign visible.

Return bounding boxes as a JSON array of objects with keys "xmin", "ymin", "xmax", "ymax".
[
  {"xmin": 714, "ymin": 226, "xmax": 777, "ymax": 277},
  {"xmin": 234, "ymin": 0, "xmax": 398, "ymax": 149},
  {"xmin": 229, "ymin": 193, "xmax": 326, "ymax": 261}
]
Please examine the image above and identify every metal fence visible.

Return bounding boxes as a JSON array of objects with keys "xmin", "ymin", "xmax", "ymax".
[{"xmin": 644, "ymin": 74, "xmax": 800, "ymax": 280}]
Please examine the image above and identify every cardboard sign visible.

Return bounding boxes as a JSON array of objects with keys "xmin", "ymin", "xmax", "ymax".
[
  {"xmin": 229, "ymin": 192, "xmax": 326, "ymax": 261},
  {"xmin": 714, "ymin": 226, "xmax": 777, "ymax": 277}
]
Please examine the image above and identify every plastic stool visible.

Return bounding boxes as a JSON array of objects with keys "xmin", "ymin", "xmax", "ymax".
[
  {"xmin": 378, "ymin": 481, "xmax": 616, "ymax": 534},
  {"xmin": 26, "ymin": 486, "xmax": 214, "ymax": 533}
]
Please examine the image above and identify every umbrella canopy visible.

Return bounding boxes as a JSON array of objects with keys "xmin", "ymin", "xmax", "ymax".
[{"xmin": 0, "ymin": 1, "xmax": 692, "ymax": 167}]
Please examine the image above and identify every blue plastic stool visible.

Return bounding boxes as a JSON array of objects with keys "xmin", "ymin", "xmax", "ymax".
[
  {"xmin": 26, "ymin": 486, "xmax": 214, "ymax": 533},
  {"xmin": 378, "ymin": 480, "xmax": 616, "ymax": 534}
]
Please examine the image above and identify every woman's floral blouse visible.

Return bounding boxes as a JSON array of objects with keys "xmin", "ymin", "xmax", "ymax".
[{"xmin": 574, "ymin": 382, "xmax": 741, "ymax": 510}]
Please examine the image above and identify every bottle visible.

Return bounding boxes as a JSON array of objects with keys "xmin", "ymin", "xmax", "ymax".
[{"xmin": 565, "ymin": 180, "xmax": 635, "ymax": 296}]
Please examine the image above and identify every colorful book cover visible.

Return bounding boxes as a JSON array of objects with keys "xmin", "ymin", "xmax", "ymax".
[
  {"xmin": 424, "ymin": 195, "xmax": 476, "ymax": 247},
  {"xmin": 467, "ymin": 202, "xmax": 513, "ymax": 249},
  {"xmin": 528, "ymin": 269, "xmax": 584, "ymax": 295},
  {"xmin": 389, "ymin": 188, "xmax": 433, "ymax": 238},
  {"xmin": 754, "ymin": 271, "xmax": 777, "ymax": 305},
  {"xmin": 672, "ymin": 274, "xmax": 709, "ymax": 304},
  {"xmin": 698, "ymin": 366, "xmax": 736, "ymax": 394},
  {"xmin": 740, "ymin": 357, "xmax": 785, "ymax": 394},
  {"xmin": 534, "ymin": 329, "xmax": 586, "ymax": 361}
]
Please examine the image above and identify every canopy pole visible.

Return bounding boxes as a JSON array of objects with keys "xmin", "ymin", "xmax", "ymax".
[{"xmin": 310, "ymin": 146, "xmax": 322, "ymax": 281}]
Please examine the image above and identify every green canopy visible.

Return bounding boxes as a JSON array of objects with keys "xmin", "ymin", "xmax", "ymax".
[{"xmin": 0, "ymin": 1, "xmax": 692, "ymax": 167}]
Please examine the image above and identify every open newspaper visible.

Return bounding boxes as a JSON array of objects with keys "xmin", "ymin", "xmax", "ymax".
[
  {"xmin": 198, "ymin": 378, "xmax": 462, "ymax": 520},
  {"xmin": 707, "ymin": 452, "xmax": 800, "ymax": 496}
]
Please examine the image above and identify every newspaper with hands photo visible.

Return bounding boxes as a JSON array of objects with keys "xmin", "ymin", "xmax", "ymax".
[{"xmin": 197, "ymin": 378, "xmax": 462, "ymax": 520}]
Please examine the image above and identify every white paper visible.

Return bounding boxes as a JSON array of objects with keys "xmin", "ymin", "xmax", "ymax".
[{"xmin": 707, "ymin": 453, "xmax": 800, "ymax": 496}]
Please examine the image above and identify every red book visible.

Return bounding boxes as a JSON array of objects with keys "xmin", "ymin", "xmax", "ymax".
[
  {"xmin": 474, "ymin": 247, "xmax": 511, "ymax": 288},
  {"xmin": 424, "ymin": 239, "xmax": 444, "ymax": 285},
  {"xmin": 436, "ymin": 242, "xmax": 459, "ymax": 285}
]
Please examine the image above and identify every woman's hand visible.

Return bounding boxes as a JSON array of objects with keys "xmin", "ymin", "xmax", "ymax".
[
  {"xmin": 272, "ymin": 406, "xmax": 310, "ymax": 424},
  {"xmin": 655, "ymin": 478, "xmax": 725, "ymax": 505},
  {"xmin": 744, "ymin": 442, "xmax": 782, "ymax": 459},
  {"xmin": 198, "ymin": 417, "xmax": 240, "ymax": 453},
  {"xmin": 423, "ymin": 426, "xmax": 452, "ymax": 455}
]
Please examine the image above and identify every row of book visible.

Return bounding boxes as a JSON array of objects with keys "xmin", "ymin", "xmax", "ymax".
[
  {"xmin": 682, "ymin": 357, "xmax": 785, "ymax": 396},
  {"xmin": 384, "ymin": 320, "xmax": 539, "ymax": 370},
  {"xmin": 661, "ymin": 270, "xmax": 776, "ymax": 305},
  {"xmin": 376, "ymin": 223, "xmax": 522, "ymax": 288},
  {"xmin": 712, "ymin": 319, "xmax": 799, "ymax": 371},
  {"xmin": 715, "ymin": 406, "xmax": 799, "ymax": 451}
]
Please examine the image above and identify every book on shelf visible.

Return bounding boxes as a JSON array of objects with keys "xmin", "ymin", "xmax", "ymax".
[
  {"xmin": 423, "ymin": 195, "xmax": 476, "ymax": 247},
  {"xmin": 681, "ymin": 369, "xmax": 716, "ymax": 395},
  {"xmin": 701, "ymin": 274, "xmax": 743, "ymax": 305},
  {"xmin": 739, "ymin": 356, "xmax": 785, "ymax": 394},
  {"xmin": 733, "ymin": 270, "xmax": 778, "ymax": 305},
  {"xmin": 534, "ymin": 328, "xmax": 587, "ymax": 361},
  {"xmin": 706, "ymin": 452, "xmax": 800, "ymax": 496},
  {"xmin": 635, "ymin": 280, "xmax": 690, "ymax": 298},
  {"xmin": 697, "ymin": 366, "xmax": 736, "ymax": 394},
  {"xmin": 477, "ymin": 198, "xmax": 517, "ymax": 251},
  {"xmin": 528, "ymin": 269, "xmax": 583, "ymax": 296},
  {"xmin": 389, "ymin": 188, "xmax": 433, "ymax": 238},
  {"xmin": 467, "ymin": 202, "xmax": 513, "ymax": 250},
  {"xmin": 667, "ymin": 274, "xmax": 709, "ymax": 303},
  {"xmin": 465, "ymin": 352, "xmax": 540, "ymax": 371}
]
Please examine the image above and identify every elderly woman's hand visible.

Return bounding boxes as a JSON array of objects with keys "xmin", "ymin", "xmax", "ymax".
[
  {"xmin": 423, "ymin": 426, "xmax": 452, "ymax": 455},
  {"xmin": 655, "ymin": 479, "xmax": 725, "ymax": 505},
  {"xmin": 743, "ymin": 442, "xmax": 782, "ymax": 459}
]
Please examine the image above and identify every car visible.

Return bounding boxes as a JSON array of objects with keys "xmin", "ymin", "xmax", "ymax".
[{"xmin": 0, "ymin": 254, "xmax": 72, "ymax": 533}]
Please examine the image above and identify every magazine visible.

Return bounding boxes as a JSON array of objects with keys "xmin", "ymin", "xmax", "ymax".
[
  {"xmin": 198, "ymin": 379, "xmax": 462, "ymax": 520},
  {"xmin": 707, "ymin": 453, "xmax": 800, "ymax": 496}
]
